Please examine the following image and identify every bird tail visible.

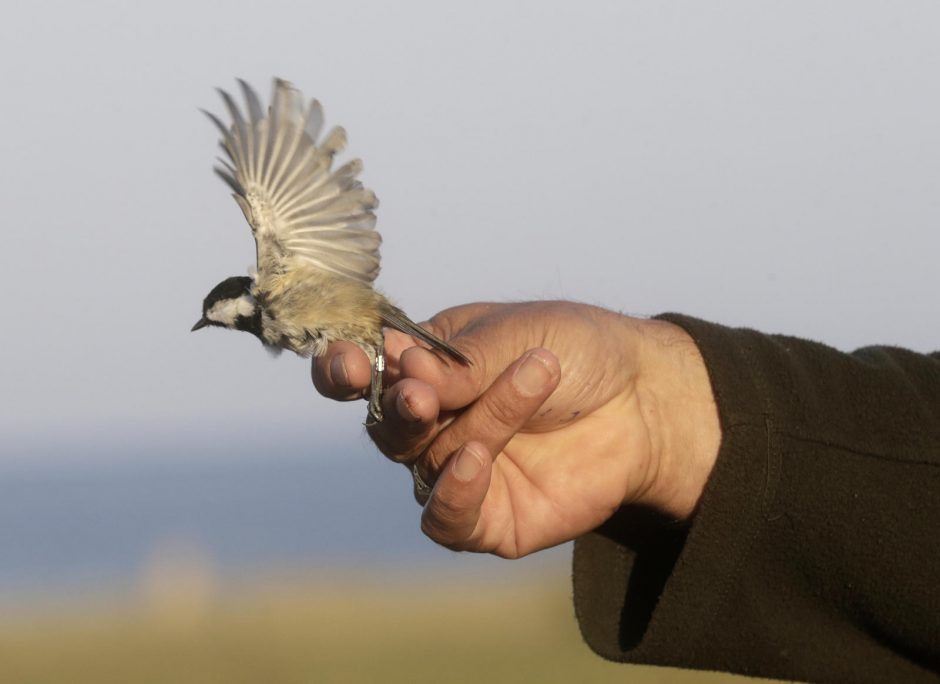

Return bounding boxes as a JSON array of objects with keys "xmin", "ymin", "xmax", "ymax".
[{"xmin": 380, "ymin": 306, "xmax": 471, "ymax": 365}]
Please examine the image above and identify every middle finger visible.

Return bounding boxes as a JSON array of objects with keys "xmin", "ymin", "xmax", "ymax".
[{"xmin": 366, "ymin": 377, "xmax": 444, "ymax": 462}]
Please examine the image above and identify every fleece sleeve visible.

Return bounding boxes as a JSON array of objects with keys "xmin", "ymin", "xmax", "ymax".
[{"xmin": 572, "ymin": 315, "xmax": 940, "ymax": 684}]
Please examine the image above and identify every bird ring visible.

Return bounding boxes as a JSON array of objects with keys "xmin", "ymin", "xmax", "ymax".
[{"xmin": 412, "ymin": 462, "xmax": 433, "ymax": 505}]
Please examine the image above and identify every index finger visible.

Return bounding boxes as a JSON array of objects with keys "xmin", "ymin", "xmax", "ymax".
[
  {"xmin": 415, "ymin": 348, "xmax": 561, "ymax": 488},
  {"xmin": 312, "ymin": 341, "xmax": 372, "ymax": 401}
]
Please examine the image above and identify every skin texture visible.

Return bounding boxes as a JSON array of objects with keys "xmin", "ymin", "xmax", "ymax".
[{"xmin": 312, "ymin": 301, "xmax": 721, "ymax": 559}]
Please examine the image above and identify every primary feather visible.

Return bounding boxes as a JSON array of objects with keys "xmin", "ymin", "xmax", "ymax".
[{"xmin": 205, "ymin": 79, "xmax": 382, "ymax": 288}]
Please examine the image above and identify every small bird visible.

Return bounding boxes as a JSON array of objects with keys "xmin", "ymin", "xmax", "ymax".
[{"xmin": 192, "ymin": 78, "xmax": 468, "ymax": 422}]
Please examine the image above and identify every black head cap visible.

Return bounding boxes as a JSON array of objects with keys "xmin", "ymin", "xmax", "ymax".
[
  {"xmin": 191, "ymin": 276, "xmax": 260, "ymax": 333},
  {"xmin": 203, "ymin": 276, "xmax": 253, "ymax": 310}
]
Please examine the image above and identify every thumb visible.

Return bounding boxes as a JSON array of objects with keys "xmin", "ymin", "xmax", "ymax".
[{"xmin": 420, "ymin": 442, "xmax": 492, "ymax": 551}]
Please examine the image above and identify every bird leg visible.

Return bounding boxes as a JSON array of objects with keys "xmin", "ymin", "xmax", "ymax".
[{"xmin": 366, "ymin": 339, "xmax": 385, "ymax": 425}]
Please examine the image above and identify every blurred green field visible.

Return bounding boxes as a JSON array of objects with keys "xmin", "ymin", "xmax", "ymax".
[{"xmin": 0, "ymin": 573, "xmax": 772, "ymax": 684}]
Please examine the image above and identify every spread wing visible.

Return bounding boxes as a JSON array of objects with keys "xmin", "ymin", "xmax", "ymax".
[{"xmin": 204, "ymin": 78, "xmax": 381, "ymax": 285}]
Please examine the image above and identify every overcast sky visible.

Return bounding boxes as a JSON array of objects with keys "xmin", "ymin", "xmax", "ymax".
[{"xmin": 1, "ymin": 1, "xmax": 938, "ymax": 462}]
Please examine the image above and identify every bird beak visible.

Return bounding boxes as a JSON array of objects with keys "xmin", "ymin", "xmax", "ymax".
[{"xmin": 191, "ymin": 317, "xmax": 210, "ymax": 332}]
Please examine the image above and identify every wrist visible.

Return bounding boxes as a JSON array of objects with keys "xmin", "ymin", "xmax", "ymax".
[{"xmin": 631, "ymin": 318, "xmax": 721, "ymax": 520}]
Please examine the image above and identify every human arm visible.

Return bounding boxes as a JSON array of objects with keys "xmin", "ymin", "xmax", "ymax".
[
  {"xmin": 577, "ymin": 314, "xmax": 940, "ymax": 683},
  {"xmin": 312, "ymin": 302, "xmax": 940, "ymax": 682}
]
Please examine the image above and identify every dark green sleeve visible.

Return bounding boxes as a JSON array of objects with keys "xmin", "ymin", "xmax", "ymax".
[{"xmin": 572, "ymin": 315, "xmax": 940, "ymax": 683}]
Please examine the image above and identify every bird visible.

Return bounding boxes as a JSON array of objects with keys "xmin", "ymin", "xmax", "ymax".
[{"xmin": 191, "ymin": 78, "xmax": 469, "ymax": 422}]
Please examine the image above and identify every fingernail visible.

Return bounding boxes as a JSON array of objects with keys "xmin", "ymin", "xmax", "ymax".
[
  {"xmin": 513, "ymin": 352, "xmax": 552, "ymax": 396},
  {"xmin": 396, "ymin": 391, "xmax": 420, "ymax": 422},
  {"xmin": 331, "ymin": 354, "xmax": 349, "ymax": 388},
  {"xmin": 452, "ymin": 445, "xmax": 484, "ymax": 482}
]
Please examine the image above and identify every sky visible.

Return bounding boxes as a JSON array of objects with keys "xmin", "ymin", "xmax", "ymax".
[{"xmin": 1, "ymin": 0, "xmax": 938, "ymax": 462}]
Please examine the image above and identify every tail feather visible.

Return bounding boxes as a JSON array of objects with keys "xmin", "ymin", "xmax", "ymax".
[{"xmin": 380, "ymin": 307, "xmax": 471, "ymax": 365}]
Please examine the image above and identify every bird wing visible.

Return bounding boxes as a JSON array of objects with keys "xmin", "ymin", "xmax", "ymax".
[{"xmin": 205, "ymin": 79, "xmax": 381, "ymax": 285}]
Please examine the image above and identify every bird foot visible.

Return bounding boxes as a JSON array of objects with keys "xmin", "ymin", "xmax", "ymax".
[{"xmin": 364, "ymin": 347, "xmax": 385, "ymax": 426}]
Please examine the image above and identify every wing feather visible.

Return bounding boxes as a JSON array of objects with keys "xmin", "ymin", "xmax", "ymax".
[
  {"xmin": 206, "ymin": 78, "xmax": 381, "ymax": 285},
  {"xmin": 237, "ymin": 79, "xmax": 264, "ymax": 122},
  {"xmin": 216, "ymin": 89, "xmax": 250, "ymax": 173},
  {"xmin": 213, "ymin": 165, "xmax": 242, "ymax": 194},
  {"xmin": 304, "ymin": 99, "xmax": 325, "ymax": 141}
]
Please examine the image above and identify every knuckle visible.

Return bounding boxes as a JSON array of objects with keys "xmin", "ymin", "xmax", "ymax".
[
  {"xmin": 476, "ymin": 391, "xmax": 523, "ymax": 430},
  {"xmin": 456, "ymin": 340, "xmax": 486, "ymax": 395},
  {"xmin": 422, "ymin": 434, "xmax": 458, "ymax": 475},
  {"xmin": 364, "ymin": 402, "xmax": 437, "ymax": 463},
  {"xmin": 430, "ymin": 489, "xmax": 465, "ymax": 527},
  {"xmin": 419, "ymin": 511, "xmax": 441, "ymax": 541},
  {"xmin": 420, "ymin": 495, "xmax": 466, "ymax": 548},
  {"xmin": 366, "ymin": 425, "xmax": 412, "ymax": 462},
  {"xmin": 420, "ymin": 508, "xmax": 456, "ymax": 547}
]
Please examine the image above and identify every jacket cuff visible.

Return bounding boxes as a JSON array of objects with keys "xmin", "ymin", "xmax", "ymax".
[{"xmin": 573, "ymin": 314, "xmax": 776, "ymax": 665}]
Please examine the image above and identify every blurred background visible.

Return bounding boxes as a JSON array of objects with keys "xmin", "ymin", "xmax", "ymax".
[{"xmin": 1, "ymin": 1, "xmax": 938, "ymax": 682}]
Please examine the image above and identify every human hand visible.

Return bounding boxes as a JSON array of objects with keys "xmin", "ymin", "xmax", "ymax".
[{"xmin": 312, "ymin": 301, "xmax": 720, "ymax": 558}]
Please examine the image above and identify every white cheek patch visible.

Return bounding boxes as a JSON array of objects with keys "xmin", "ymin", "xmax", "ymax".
[{"xmin": 207, "ymin": 295, "xmax": 256, "ymax": 327}]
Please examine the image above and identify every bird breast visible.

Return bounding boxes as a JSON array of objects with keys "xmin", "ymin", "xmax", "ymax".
[{"xmin": 256, "ymin": 264, "xmax": 386, "ymax": 358}]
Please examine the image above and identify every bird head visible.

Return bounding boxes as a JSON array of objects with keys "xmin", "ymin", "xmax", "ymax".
[{"xmin": 192, "ymin": 276, "xmax": 262, "ymax": 336}]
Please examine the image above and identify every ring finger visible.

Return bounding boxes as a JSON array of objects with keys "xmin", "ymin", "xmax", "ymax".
[{"xmin": 366, "ymin": 377, "xmax": 444, "ymax": 463}]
